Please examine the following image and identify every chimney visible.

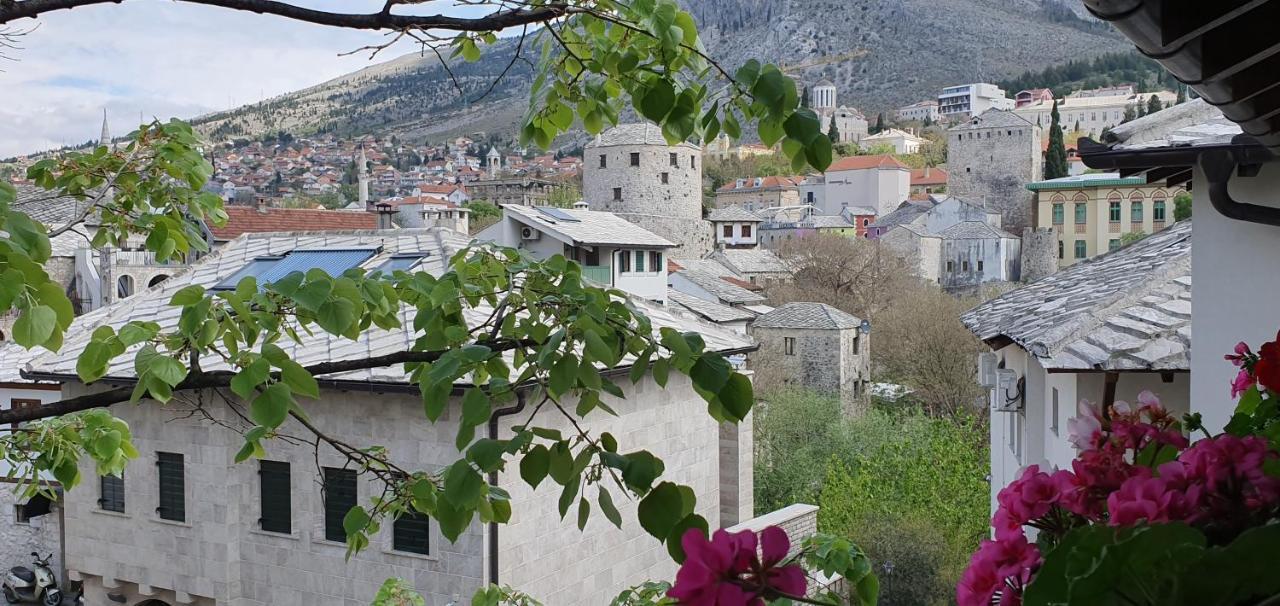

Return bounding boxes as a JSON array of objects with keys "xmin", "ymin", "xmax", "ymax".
[
  {"xmin": 374, "ymin": 201, "xmax": 395, "ymax": 230},
  {"xmin": 924, "ymin": 166, "xmax": 931, "ymax": 179},
  {"xmin": 255, "ymin": 196, "xmax": 270, "ymax": 214}
]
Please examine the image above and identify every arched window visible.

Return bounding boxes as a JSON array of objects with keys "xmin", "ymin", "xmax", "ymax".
[
  {"xmin": 1107, "ymin": 193, "xmax": 1123, "ymax": 223},
  {"xmin": 149, "ymin": 274, "xmax": 170, "ymax": 288},
  {"xmin": 1052, "ymin": 202, "xmax": 1064, "ymax": 225},
  {"xmin": 1129, "ymin": 191, "xmax": 1144, "ymax": 223},
  {"xmin": 1074, "ymin": 193, "xmax": 1088, "ymax": 225},
  {"xmin": 117, "ymin": 275, "xmax": 134, "ymax": 299}
]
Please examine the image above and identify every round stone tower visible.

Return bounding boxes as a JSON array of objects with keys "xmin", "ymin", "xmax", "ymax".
[{"xmin": 583, "ymin": 123, "xmax": 712, "ymax": 255}]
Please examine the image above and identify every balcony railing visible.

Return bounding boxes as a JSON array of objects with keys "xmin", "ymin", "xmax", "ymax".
[
  {"xmin": 582, "ymin": 265, "xmax": 612, "ymax": 285},
  {"xmin": 114, "ymin": 251, "xmax": 179, "ymax": 267}
]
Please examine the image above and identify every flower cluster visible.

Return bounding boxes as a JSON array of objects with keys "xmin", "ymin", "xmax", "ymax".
[
  {"xmin": 668, "ymin": 526, "xmax": 806, "ymax": 605},
  {"xmin": 961, "ymin": 333, "xmax": 1280, "ymax": 605}
]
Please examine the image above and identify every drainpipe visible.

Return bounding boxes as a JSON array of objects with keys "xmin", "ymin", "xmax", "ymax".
[
  {"xmin": 486, "ymin": 390, "xmax": 528, "ymax": 586},
  {"xmin": 1199, "ymin": 149, "xmax": 1280, "ymax": 227}
]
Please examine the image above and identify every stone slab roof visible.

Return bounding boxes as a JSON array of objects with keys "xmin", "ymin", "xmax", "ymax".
[
  {"xmin": 25, "ymin": 229, "xmax": 751, "ymax": 384},
  {"xmin": 707, "ymin": 207, "xmax": 763, "ymax": 222},
  {"xmin": 714, "ymin": 249, "xmax": 790, "ymax": 275},
  {"xmin": 211, "ymin": 206, "xmax": 378, "ymax": 240},
  {"xmin": 961, "ymin": 220, "xmax": 1192, "ymax": 371},
  {"xmin": 1105, "ymin": 99, "xmax": 1239, "ymax": 151},
  {"xmin": 752, "ymin": 302, "xmax": 862, "ymax": 330},
  {"xmin": 12, "ymin": 184, "xmax": 87, "ymax": 226},
  {"xmin": 667, "ymin": 289, "xmax": 756, "ymax": 323},
  {"xmin": 869, "ymin": 200, "xmax": 933, "ymax": 230},
  {"xmin": 504, "ymin": 205, "xmax": 674, "ymax": 248},
  {"xmin": 938, "ymin": 221, "xmax": 1017, "ymax": 240},
  {"xmin": 671, "ymin": 259, "xmax": 766, "ymax": 304},
  {"xmin": 950, "ymin": 109, "xmax": 1036, "ymax": 131},
  {"xmin": 585, "ymin": 123, "xmax": 700, "ymax": 150}
]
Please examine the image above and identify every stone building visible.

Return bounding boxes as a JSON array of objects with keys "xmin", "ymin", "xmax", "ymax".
[
  {"xmin": 809, "ymin": 80, "xmax": 869, "ymax": 144},
  {"xmin": 467, "ymin": 177, "xmax": 557, "ymax": 207},
  {"xmin": 872, "ymin": 195, "xmax": 1021, "ymax": 288},
  {"xmin": 749, "ymin": 303, "xmax": 870, "ymax": 415},
  {"xmin": 714, "ymin": 176, "xmax": 802, "ymax": 211},
  {"xmin": 583, "ymin": 124, "xmax": 712, "ymax": 256},
  {"xmin": 25, "ymin": 228, "xmax": 756, "ymax": 606},
  {"xmin": 707, "ymin": 206, "xmax": 763, "ymax": 249},
  {"xmin": 946, "ymin": 110, "xmax": 1043, "ymax": 234}
]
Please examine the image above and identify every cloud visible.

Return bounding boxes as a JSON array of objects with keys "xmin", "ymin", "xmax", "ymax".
[{"xmin": 0, "ymin": 0, "xmax": 489, "ymax": 156}]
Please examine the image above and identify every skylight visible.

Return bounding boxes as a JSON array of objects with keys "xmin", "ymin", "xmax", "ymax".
[
  {"xmin": 374, "ymin": 253, "xmax": 429, "ymax": 275},
  {"xmin": 212, "ymin": 249, "xmax": 378, "ymax": 291},
  {"xmin": 534, "ymin": 207, "xmax": 580, "ymax": 222}
]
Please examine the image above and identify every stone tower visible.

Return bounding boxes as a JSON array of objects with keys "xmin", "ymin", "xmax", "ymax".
[
  {"xmin": 357, "ymin": 145, "xmax": 369, "ymax": 207},
  {"xmin": 486, "ymin": 146, "xmax": 502, "ymax": 178},
  {"xmin": 583, "ymin": 123, "xmax": 712, "ymax": 256},
  {"xmin": 812, "ymin": 80, "xmax": 838, "ymax": 111},
  {"xmin": 1020, "ymin": 227, "xmax": 1058, "ymax": 283},
  {"xmin": 946, "ymin": 110, "xmax": 1043, "ymax": 234}
]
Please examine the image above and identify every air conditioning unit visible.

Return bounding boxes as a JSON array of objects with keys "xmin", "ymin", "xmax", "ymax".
[
  {"xmin": 520, "ymin": 226, "xmax": 540, "ymax": 241},
  {"xmin": 977, "ymin": 352, "xmax": 998, "ymax": 387},
  {"xmin": 994, "ymin": 368, "xmax": 1024, "ymax": 413}
]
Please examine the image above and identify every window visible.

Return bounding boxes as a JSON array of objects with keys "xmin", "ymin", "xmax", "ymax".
[
  {"xmin": 100, "ymin": 473, "xmax": 125, "ymax": 513},
  {"xmin": 612, "ymin": 187, "xmax": 622, "ymax": 201},
  {"xmin": 977, "ymin": 260, "xmax": 984, "ymax": 272},
  {"xmin": 741, "ymin": 224, "xmax": 752, "ymax": 238},
  {"xmin": 1154, "ymin": 199, "xmax": 1166, "ymax": 221},
  {"xmin": 723, "ymin": 224, "xmax": 733, "ymax": 238},
  {"xmin": 259, "ymin": 460, "xmax": 291, "ymax": 534},
  {"xmin": 598, "ymin": 154, "xmax": 607, "ymax": 168},
  {"xmin": 1074, "ymin": 203, "xmax": 1087, "ymax": 224},
  {"xmin": 213, "ymin": 249, "xmax": 376, "ymax": 291},
  {"xmin": 1109, "ymin": 239, "xmax": 1120, "ymax": 251},
  {"xmin": 1058, "ymin": 240, "xmax": 1064, "ymax": 259},
  {"xmin": 376, "ymin": 253, "xmax": 428, "ymax": 275},
  {"xmin": 117, "ymin": 275, "xmax": 134, "ymax": 299},
  {"xmin": 946, "ymin": 260, "xmax": 955, "ymax": 272},
  {"xmin": 962, "ymin": 261, "xmax": 970, "ymax": 271},
  {"xmin": 1109, "ymin": 201, "xmax": 1121, "ymax": 222},
  {"xmin": 1052, "ymin": 203, "xmax": 1064, "ymax": 225},
  {"xmin": 783, "ymin": 337, "xmax": 795, "ymax": 356},
  {"xmin": 806, "ymin": 191, "xmax": 814, "ymax": 203},
  {"xmin": 393, "ymin": 511, "xmax": 431, "ymax": 555},
  {"xmin": 634, "ymin": 250, "xmax": 646, "ymax": 273},
  {"xmin": 669, "ymin": 153, "xmax": 678, "ymax": 167},
  {"xmin": 323, "ymin": 467, "xmax": 358, "ymax": 542},
  {"xmin": 690, "ymin": 155, "xmax": 696, "ymax": 169},
  {"xmin": 156, "ymin": 452, "xmax": 185, "ymax": 522},
  {"xmin": 630, "ymin": 152, "xmax": 640, "ymax": 166},
  {"xmin": 852, "ymin": 334, "xmax": 860, "ymax": 355},
  {"xmin": 1051, "ymin": 388, "xmax": 1060, "ymax": 436},
  {"xmin": 649, "ymin": 251, "xmax": 662, "ymax": 272},
  {"xmin": 618, "ymin": 250, "xmax": 631, "ymax": 273},
  {"xmin": 14, "ymin": 504, "xmax": 30, "ymax": 525},
  {"xmin": 10, "ymin": 398, "xmax": 39, "ymax": 429},
  {"xmin": 1074, "ymin": 240, "xmax": 1086, "ymax": 259},
  {"xmin": 1131, "ymin": 201, "xmax": 1143, "ymax": 223},
  {"xmin": 660, "ymin": 172, "xmax": 669, "ymax": 184}
]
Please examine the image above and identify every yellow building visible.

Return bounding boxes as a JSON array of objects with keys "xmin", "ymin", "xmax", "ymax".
[{"xmin": 1027, "ymin": 172, "xmax": 1186, "ymax": 267}]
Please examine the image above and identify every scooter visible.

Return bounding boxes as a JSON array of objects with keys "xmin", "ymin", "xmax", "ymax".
[{"xmin": 2, "ymin": 552, "xmax": 61, "ymax": 606}]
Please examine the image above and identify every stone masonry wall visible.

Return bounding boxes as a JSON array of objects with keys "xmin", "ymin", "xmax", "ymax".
[
  {"xmin": 0, "ymin": 488, "xmax": 62, "ymax": 584},
  {"xmin": 1020, "ymin": 227, "xmax": 1058, "ymax": 283},
  {"xmin": 750, "ymin": 326, "xmax": 866, "ymax": 409},
  {"xmin": 584, "ymin": 138, "xmax": 709, "ymax": 256},
  {"xmin": 947, "ymin": 124, "xmax": 1042, "ymax": 234}
]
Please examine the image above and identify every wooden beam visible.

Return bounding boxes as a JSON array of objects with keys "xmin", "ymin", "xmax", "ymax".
[{"xmin": 1102, "ymin": 371, "xmax": 1119, "ymax": 421}]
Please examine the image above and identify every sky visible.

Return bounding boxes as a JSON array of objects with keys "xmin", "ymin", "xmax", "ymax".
[{"xmin": 0, "ymin": 0, "xmax": 492, "ymax": 157}]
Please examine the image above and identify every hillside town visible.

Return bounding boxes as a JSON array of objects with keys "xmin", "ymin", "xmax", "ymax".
[{"xmin": 0, "ymin": 2, "xmax": 1273, "ymax": 605}]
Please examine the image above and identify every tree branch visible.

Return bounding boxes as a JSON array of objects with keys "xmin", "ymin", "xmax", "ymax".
[
  {"xmin": 2, "ymin": 337, "xmax": 538, "ymax": 425},
  {"xmin": 0, "ymin": 0, "xmax": 573, "ymax": 30}
]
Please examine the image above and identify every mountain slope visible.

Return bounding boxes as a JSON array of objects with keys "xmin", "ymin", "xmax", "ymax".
[{"xmin": 193, "ymin": 0, "xmax": 1129, "ymax": 143}]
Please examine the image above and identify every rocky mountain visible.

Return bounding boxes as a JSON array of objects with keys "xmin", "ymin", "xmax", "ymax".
[{"xmin": 193, "ymin": 0, "xmax": 1129, "ymax": 144}]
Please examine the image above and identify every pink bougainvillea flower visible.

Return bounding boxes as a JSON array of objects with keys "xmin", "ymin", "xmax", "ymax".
[
  {"xmin": 1232, "ymin": 368, "xmax": 1256, "ymax": 398},
  {"xmin": 1225, "ymin": 341, "xmax": 1252, "ymax": 366},
  {"xmin": 1067, "ymin": 400, "xmax": 1103, "ymax": 451},
  {"xmin": 668, "ymin": 526, "xmax": 806, "ymax": 606}
]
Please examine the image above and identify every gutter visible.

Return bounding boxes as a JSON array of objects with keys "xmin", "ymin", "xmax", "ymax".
[{"xmin": 485, "ymin": 390, "xmax": 528, "ymax": 587}]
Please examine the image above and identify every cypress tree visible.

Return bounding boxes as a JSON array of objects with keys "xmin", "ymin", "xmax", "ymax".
[
  {"xmin": 801, "ymin": 86, "xmax": 811, "ymax": 109},
  {"xmin": 1122, "ymin": 104, "xmax": 1137, "ymax": 123},
  {"xmin": 1045, "ymin": 99, "xmax": 1069, "ymax": 180},
  {"xmin": 873, "ymin": 113, "xmax": 885, "ymax": 134},
  {"xmin": 1175, "ymin": 86, "xmax": 1186, "ymax": 105},
  {"xmin": 1147, "ymin": 94, "xmax": 1163, "ymax": 115},
  {"xmin": 827, "ymin": 115, "xmax": 840, "ymax": 143}
]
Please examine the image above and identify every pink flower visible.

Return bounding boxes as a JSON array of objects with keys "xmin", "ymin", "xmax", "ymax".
[
  {"xmin": 996, "ymin": 465, "xmax": 1060, "ymax": 527},
  {"xmin": 957, "ymin": 534, "xmax": 1041, "ymax": 606},
  {"xmin": 1179, "ymin": 434, "xmax": 1280, "ymax": 512},
  {"xmin": 668, "ymin": 526, "xmax": 806, "ymax": 605},
  {"xmin": 1231, "ymin": 368, "xmax": 1256, "ymax": 399},
  {"xmin": 1135, "ymin": 390, "xmax": 1163, "ymax": 413},
  {"xmin": 1106, "ymin": 462, "xmax": 1202, "ymax": 526},
  {"xmin": 1067, "ymin": 400, "xmax": 1103, "ymax": 451},
  {"xmin": 1225, "ymin": 341, "xmax": 1252, "ymax": 366}
]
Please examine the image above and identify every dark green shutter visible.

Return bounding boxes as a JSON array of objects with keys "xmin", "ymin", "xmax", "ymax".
[
  {"xmin": 259, "ymin": 461, "xmax": 291, "ymax": 534},
  {"xmin": 323, "ymin": 467, "xmax": 357, "ymax": 542},
  {"xmin": 99, "ymin": 473, "xmax": 124, "ymax": 513},
  {"xmin": 156, "ymin": 452, "xmax": 185, "ymax": 522},
  {"xmin": 393, "ymin": 511, "xmax": 431, "ymax": 555}
]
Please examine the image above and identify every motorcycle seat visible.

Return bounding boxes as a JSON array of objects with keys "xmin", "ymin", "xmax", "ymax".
[{"xmin": 8, "ymin": 567, "xmax": 33, "ymax": 582}]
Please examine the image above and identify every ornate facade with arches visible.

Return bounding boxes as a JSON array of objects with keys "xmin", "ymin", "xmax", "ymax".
[{"xmin": 1029, "ymin": 172, "xmax": 1186, "ymax": 268}]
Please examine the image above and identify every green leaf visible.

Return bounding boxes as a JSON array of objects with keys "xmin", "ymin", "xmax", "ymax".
[
  {"xmin": 35, "ymin": 281, "xmax": 73, "ymax": 329},
  {"xmin": 637, "ymin": 482, "xmax": 684, "ymax": 540},
  {"xmin": 576, "ymin": 497, "xmax": 590, "ymax": 531},
  {"xmin": 548, "ymin": 442, "xmax": 574, "ymax": 485},
  {"xmin": 665, "ymin": 513, "xmax": 708, "ymax": 563},
  {"xmin": 584, "ymin": 330, "xmax": 616, "ymax": 366},
  {"xmin": 690, "ymin": 353, "xmax": 731, "ymax": 393},
  {"xmin": 12, "ymin": 305, "xmax": 56, "ymax": 348},
  {"xmin": 598, "ymin": 488, "xmax": 622, "ymax": 529},
  {"xmin": 854, "ymin": 572, "xmax": 879, "ymax": 606},
  {"xmin": 443, "ymin": 460, "xmax": 485, "ymax": 508},
  {"xmin": 250, "ymin": 383, "xmax": 293, "ymax": 428},
  {"xmin": 652, "ymin": 357, "xmax": 670, "ymax": 387},
  {"xmin": 520, "ymin": 445, "xmax": 550, "ymax": 489},
  {"xmin": 621, "ymin": 450, "xmax": 664, "ymax": 492},
  {"xmin": 549, "ymin": 354, "xmax": 578, "ymax": 396},
  {"xmin": 280, "ymin": 360, "xmax": 319, "ymax": 399},
  {"xmin": 718, "ymin": 373, "xmax": 754, "ymax": 422},
  {"xmin": 168, "ymin": 285, "xmax": 206, "ymax": 306},
  {"xmin": 342, "ymin": 505, "xmax": 370, "ymax": 536},
  {"xmin": 76, "ymin": 341, "xmax": 114, "ymax": 383},
  {"xmin": 231, "ymin": 358, "xmax": 271, "ymax": 399},
  {"xmin": 639, "ymin": 79, "xmax": 676, "ymax": 123}
]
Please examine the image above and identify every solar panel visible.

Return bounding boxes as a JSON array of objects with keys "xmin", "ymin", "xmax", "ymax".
[
  {"xmin": 375, "ymin": 253, "xmax": 429, "ymax": 274},
  {"xmin": 211, "ymin": 256, "xmax": 284, "ymax": 290},
  {"xmin": 534, "ymin": 206, "xmax": 580, "ymax": 222},
  {"xmin": 211, "ymin": 249, "xmax": 377, "ymax": 291}
]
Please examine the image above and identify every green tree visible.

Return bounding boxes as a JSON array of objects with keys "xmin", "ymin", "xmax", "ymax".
[
  {"xmin": 873, "ymin": 112, "xmax": 886, "ymax": 134},
  {"xmin": 1122, "ymin": 103, "xmax": 1137, "ymax": 123},
  {"xmin": 1119, "ymin": 230, "xmax": 1149, "ymax": 247},
  {"xmin": 1174, "ymin": 191, "xmax": 1193, "ymax": 221},
  {"xmin": 801, "ymin": 85, "xmax": 810, "ymax": 109},
  {"xmin": 1044, "ymin": 99, "xmax": 1069, "ymax": 179},
  {"xmin": 1176, "ymin": 85, "xmax": 1186, "ymax": 105},
  {"xmin": 1147, "ymin": 93, "xmax": 1163, "ymax": 115},
  {"xmin": 827, "ymin": 115, "xmax": 840, "ymax": 143}
]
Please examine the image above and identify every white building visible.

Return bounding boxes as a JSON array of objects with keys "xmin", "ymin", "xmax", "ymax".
[
  {"xmin": 1013, "ymin": 90, "xmax": 1177, "ymax": 137},
  {"xmin": 23, "ymin": 228, "xmax": 758, "ymax": 606},
  {"xmin": 896, "ymin": 100, "xmax": 940, "ymax": 123},
  {"xmin": 938, "ymin": 83, "xmax": 1015, "ymax": 120},
  {"xmin": 873, "ymin": 196, "xmax": 1020, "ymax": 288},
  {"xmin": 476, "ymin": 204, "xmax": 674, "ymax": 303},
  {"xmin": 962, "ymin": 220, "xmax": 1191, "ymax": 515},
  {"xmin": 858, "ymin": 128, "xmax": 928, "ymax": 154},
  {"xmin": 816, "ymin": 154, "xmax": 911, "ymax": 217},
  {"xmin": 707, "ymin": 206, "xmax": 763, "ymax": 249},
  {"xmin": 809, "ymin": 80, "xmax": 869, "ymax": 144}
]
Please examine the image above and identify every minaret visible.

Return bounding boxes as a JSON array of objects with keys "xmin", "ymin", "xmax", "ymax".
[
  {"xmin": 486, "ymin": 145, "xmax": 501, "ymax": 178},
  {"xmin": 99, "ymin": 109, "xmax": 111, "ymax": 150},
  {"xmin": 357, "ymin": 145, "xmax": 369, "ymax": 208}
]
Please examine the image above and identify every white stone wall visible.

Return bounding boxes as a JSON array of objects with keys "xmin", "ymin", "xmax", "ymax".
[
  {"xmin": 820, "ymin": 167, "xmax": 910, "ymax": 217},
  {"xmin": 495, "ymin": 375, "xmax": 725, "ymax": 605}
]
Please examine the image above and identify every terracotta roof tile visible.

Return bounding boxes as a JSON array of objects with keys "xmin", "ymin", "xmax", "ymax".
[
  {"xmin": 210, "ymin": 206, "xmax": 379, "ymax": 240},
  {"xmin": 827, "ymin": 154, "xmax": 909, "ymax": 172},
  {"xmin": 910, "ymin": 167, "xmax": 949, "ymax": 186}
]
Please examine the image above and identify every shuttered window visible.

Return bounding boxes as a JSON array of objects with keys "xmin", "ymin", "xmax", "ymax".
[
  {"xmin": 156, "ymin": 452, "xmax": 184, "ymax": 522},
  {"xmin": 323, "ymin": 467, "xmax": 358, "ymax": 542},
  {"xmin": 99, "ymin": 473, "xmax": 125, "ymax": 513},
  {"xmin": 393, "ymin": 512, "xmax": 431, "ymax": 555},
  {"xmin": 259, "ymin": 461, "xmax": 291, "ymax": 534}
]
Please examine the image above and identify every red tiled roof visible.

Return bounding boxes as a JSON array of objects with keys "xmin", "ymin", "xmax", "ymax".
[
  {"xmin": 827, "ymin": 154, "xmax": 909, "ymax": 172},
  {"xmin": 910, "ymin": 167, "xmax": 949, "ymax": 186},
  {"xmin": 716, "ymin": 175, "xmax": 804, "ymax": 192},
  {"xmin": 416, "ymin": 184, "xmax": 459, "ymax": 195},
  {"xmin": 210, "ymin": 206, "xmax": 378, "ymax": 240}
]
